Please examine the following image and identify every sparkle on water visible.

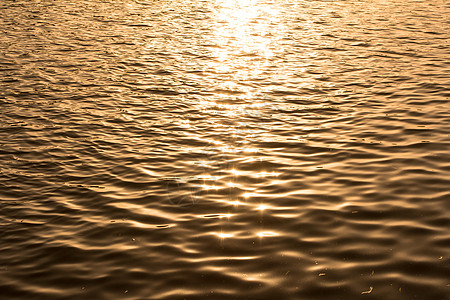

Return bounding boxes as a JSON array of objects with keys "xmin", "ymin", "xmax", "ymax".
[{"xmin": 0, "ymin": 0, "xmax": 449, "ymax": 299}]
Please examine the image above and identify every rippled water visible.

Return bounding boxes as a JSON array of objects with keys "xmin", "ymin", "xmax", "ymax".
[{"xmin": 1, "ymin": 0, "xmax": 449, "ymax": 299}]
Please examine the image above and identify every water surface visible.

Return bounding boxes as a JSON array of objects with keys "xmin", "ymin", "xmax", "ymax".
[{"xmin": 0, "ymin": 0, "xmax": 449, "ymax": 299}]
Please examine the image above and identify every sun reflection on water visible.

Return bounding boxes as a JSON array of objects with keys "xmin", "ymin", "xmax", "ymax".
[
  {"xmin": 213, "ymin": 0, "xmax": 280, "ymax": 60},
  {"xmin": 194, "ymin": 0, "xmax": 285, "ymax": 240},
  {"xmin": 216, "ymin": 232, "xmax": 235, "ymax": 239},
  {"xmin": 256, "ymin": 204, "xmax": 270, "ymax": 211},
  {"xmin": 256, "ymin": 231, "xmax": 279, "ymax": 238},
  {"xmin": 208, "ymin": 0, "xmax": 284, "ymax": 88}
]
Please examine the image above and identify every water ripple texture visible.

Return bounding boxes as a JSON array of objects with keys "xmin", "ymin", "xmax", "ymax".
[{"xmin": 0, "ymin": 0, "xmax": 449, "ymax": 299}]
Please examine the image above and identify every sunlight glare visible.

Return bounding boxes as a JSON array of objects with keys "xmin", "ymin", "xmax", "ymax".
[
  {"xmin": 217, "ymin": 232, "xmax": 235, "ymax": 239},
  {"xmin": 257, "ymin": 231, "xmax": 279, "ymax": 238}
]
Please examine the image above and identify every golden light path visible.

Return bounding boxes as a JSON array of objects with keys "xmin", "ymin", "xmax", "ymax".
[{"xmin": 200, "ymin": 0, "xmax": 286, "ymax": 240}]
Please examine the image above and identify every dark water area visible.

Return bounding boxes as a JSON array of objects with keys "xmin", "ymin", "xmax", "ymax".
[{"xmin": 1, "ymin": 0, "xmax": 449, "ymax": 299}]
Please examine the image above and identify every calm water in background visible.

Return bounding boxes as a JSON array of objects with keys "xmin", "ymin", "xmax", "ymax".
[{"xmin": 0, "ymin": 0, "xmax": 449, "ymax": 299}]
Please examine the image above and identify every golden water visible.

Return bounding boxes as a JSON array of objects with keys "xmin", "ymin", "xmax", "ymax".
[{"xmin": 0, "ymin": 0, "xmax": 449, "ymax": 299}]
